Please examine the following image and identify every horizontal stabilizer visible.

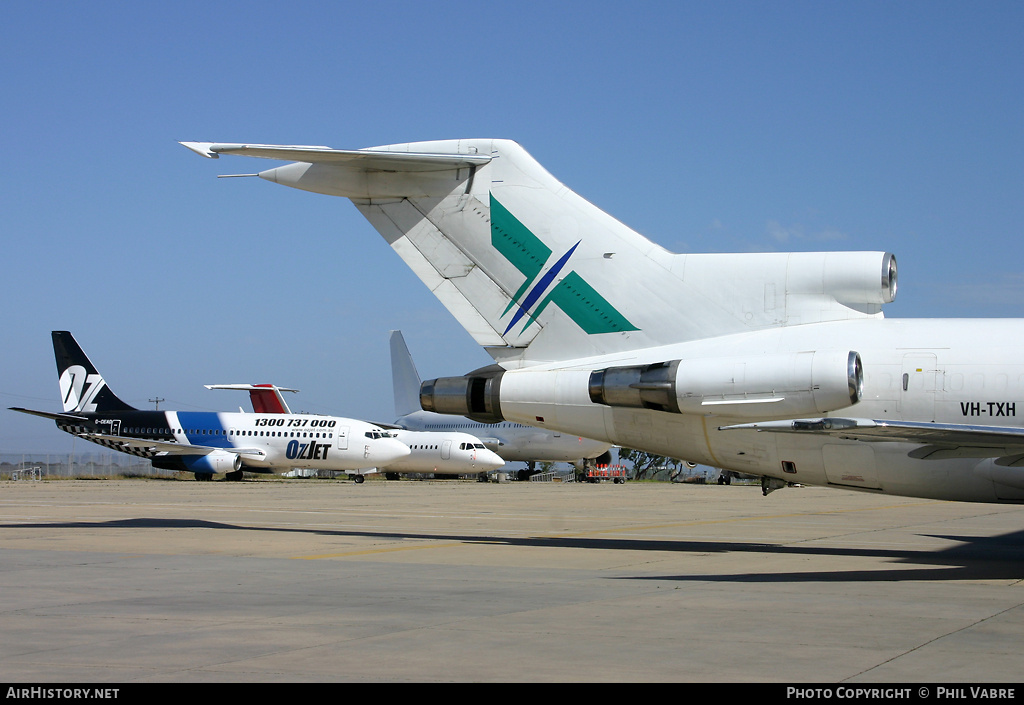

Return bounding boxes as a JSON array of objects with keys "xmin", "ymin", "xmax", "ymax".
[
  {"xmin": 180, "ymin": 142, "xmax": 491, "ymax": 171},
  {"xmin": 9, "ymin": 407, "xmax": 89, "ymax": 423},
  {"xmin": 206, "ymin": 384, "xmax": 298, "ymax": 414}
]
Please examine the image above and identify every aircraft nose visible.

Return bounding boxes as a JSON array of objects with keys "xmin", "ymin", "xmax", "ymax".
[
  {"xmin": 377, "ymin": 439, "xmax": 411, "ymax": 464},
  {"xmin": 479, "ymin": 450, "xmax": 505, "ymax": 470}
]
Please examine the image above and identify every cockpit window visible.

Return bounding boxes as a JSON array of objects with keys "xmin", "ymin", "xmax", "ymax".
[{"xmin": 364, "ymin": 430, "xmax": 398, "ymax": 439}]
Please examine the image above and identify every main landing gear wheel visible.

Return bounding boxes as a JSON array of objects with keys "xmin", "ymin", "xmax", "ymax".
[{"xmin": 353, "ymin": 475, "xmax": 365, "ymax": 484}]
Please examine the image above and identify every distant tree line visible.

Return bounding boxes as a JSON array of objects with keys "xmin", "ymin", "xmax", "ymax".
[{"xmin": 618, "ymin": 448, "xmax": 687, "ymax": 480}]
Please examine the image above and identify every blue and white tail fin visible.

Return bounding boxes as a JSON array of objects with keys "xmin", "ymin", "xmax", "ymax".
[
  {"xmin": 389, "ymin": 330, "xmax": 422, "ymax": 419},
  {"xmin": 52, "ymin": 331, "xmax": 135, "ymax": 413},
  {"xmin": 185, "ymin": 139, "xmax": 897, "ymax": 367}
]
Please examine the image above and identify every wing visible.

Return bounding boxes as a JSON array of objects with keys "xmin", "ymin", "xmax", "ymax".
[
  {"xmin": 719, "ymin": 417, "xmax": 1024, "ymax": 465},
  {"xmin": 179, "ymin": 142, "xmax": 491, "ymax": 171},
  {"xmin": 82, "ymin": 433, "xmax": 266, "ymax": 458}
]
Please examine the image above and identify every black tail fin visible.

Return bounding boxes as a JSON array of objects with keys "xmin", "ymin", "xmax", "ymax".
[{"xmin": 52, "ymin": 331, "xmax": 136, "ymax": 413}]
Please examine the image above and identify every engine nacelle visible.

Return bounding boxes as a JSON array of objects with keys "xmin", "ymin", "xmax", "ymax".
[
  {"xmin": 588, "ymin": 350, "xmax": 862, "ymax": 419},
  {"xmin": 786, "ymin": 251, "xmax": 897, "ymax": 306},
  {"xmin": 421, "ymin": 350, "xmax": 862, "ymax": 424},
  {"xmin": 420, "ymin": 365, "xmax": 504, "ymax": 423},
  {"xmin": 151, "ymin": 451, "xmax": 242, "ymax": 475}
]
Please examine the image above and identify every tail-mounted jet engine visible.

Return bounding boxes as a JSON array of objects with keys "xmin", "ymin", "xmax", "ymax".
[
  {"xmin": 589, "ymin": 350, "xmax": 860, "ymax": 418},
  {"xmin": 420, "ymin": 364, "xmax": 504, "ymax": 424},
  {"xmin": 588, "ymin": 350, "xmax": 863, "ymax": 419},
  {"xmin": 421, "ymin": 350, "xmax": 862, "ymax": 424}
]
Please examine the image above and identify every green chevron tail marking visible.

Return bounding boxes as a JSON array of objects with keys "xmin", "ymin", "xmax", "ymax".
[
  {"xmin": 534, "ymin": 272, "xmax": 639, "ymax": 334},
  {"xmin": 490, "ymin": 194, "xmax": 638, "ymax": 335}
]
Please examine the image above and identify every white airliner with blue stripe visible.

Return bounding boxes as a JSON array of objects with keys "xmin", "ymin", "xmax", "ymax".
[
  {"xmin": 10, "ymin": 332, "xmax": 411, "ymax": 481},
  {"xmin": 208, "ymin": 382, "xmax": 505, "ymax": 479}
]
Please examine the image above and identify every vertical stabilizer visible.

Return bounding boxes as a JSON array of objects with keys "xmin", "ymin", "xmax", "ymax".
[
  {"xmin": 186, "ymin": 139, "xmax": 895, "ymax": 368},
  {"xmin": 52, "ymin": 331, "xmax": 135, "ymax": 413},
  {"xmin": 248, "ymin": 385, "xmax": 293, "ymax": 414},
  {"xmin": 204, "ymin": 384, "xmax": 297, "ymax": 413},
  {"xmin": 390, "ymin": 330, "xmax": 423, "ymax": 418}
]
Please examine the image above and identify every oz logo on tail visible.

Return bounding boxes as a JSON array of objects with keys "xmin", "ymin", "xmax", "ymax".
[{"xmin": 60, "ymin": 365, "xmax": 107, "ymax": 412}]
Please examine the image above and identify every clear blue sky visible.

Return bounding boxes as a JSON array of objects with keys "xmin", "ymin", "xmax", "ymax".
[{"xmin": 2, "ymin": 1, "xmax": 1022, "ymax": 454}]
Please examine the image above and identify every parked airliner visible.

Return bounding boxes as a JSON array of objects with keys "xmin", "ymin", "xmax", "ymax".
[
  {"xmin": 389, "ymin": 330, "xmax": 611, "ymax": 479},
  {"xmin": 209, "ymin": 382, "xmax": 505, "ymax": 480},
  {"xmin": 10, "ymin": 332, "xmax": 410, "ymax": 481},
  {"xmin": 183, "ymin": 139, "xmax": 1024, "ymax": 503}
]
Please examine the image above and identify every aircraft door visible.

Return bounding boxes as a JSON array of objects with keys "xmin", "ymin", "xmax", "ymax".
[
  {"xmin": 336, "ymin": 426, "xmax": 349, "ymax": 451},
  {"xmin": 899, "ymin": 353, "xmax": 937, "ymax": 422},
  {"xmin": 822, "ymin": 443, "xmax": 879, "ymax": 489},
  {"xmin": 441, "ymin": 440, "xmax": 451, "ymax": 460}
]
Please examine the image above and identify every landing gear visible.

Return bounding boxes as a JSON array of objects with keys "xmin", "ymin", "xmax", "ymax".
[
  {"xmin": 194, "ymin": 472, "xmax": 213, "ymax": 481},
  {"xmin": 353, "ymin": 474, "xmax": 365, "ymax": 484},
  {"xmin": 225, "ymin": 470, "xmax": 244, "ymax": 482},
  {"xmin": 718, "ymin": 471, "xmax": 733, "ymax": 485},
  {"xmin": 385, "ymin": 472, "xmax": 400, "ymax": 481},
  {"xmin": 761, "ymin": 476, "xmax": 787, "ymax": 496},
  {"xmin": 517, "ymin": 461, "xmax": 537, "ymax": 481}
]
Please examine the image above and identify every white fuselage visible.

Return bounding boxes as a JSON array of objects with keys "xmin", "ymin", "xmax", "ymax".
[
  {"xmin": 491, "ymin": 318, "xmax": 1024, "ymax": 502},
  {"xmin": 200, "ymin": 390, "xmax": 501, "ymax": 475},
  {"xmin": 381, "ymin": 429, "xmax": 504, "ymax": 474},
  {"xmin": 156, "ymin": 411, "xmax": 411, "ymax": 473},
  {"xmin": 395, "ymin": 410, "xmax": 612, "ymax": 463}
]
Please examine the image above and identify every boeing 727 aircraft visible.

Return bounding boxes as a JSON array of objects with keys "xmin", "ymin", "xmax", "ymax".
[
  {"xmin": 209, "ymin": 382, "xmax": 505, "ymax": 480},
  {"xmin": 389, "ymin": 330, "xmax": 611, "ymax": 479},
  {"xmin": 10, "ymin": 332, "xmax": 411, "ymax": 481},
  {"xmin": 183, "ymin": 139, "xmax": 1024, "ymax": 503}
]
